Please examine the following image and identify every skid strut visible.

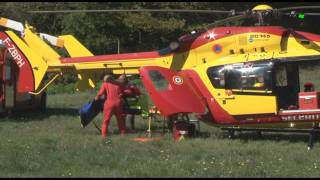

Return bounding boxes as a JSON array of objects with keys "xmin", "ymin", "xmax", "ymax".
[
  {"xmin": 308, "ymin": 123, "xmax": 319, "ymax": 150},
  {"xmin": 221, "ymin": 127, "xmax": 320, "ymax": 149}
]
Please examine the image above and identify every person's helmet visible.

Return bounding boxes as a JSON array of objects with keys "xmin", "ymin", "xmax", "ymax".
[
  {"xmin": 304, "ymin": 82, "xmax": 315, "ymax": 92},
  {"xmin": 118, "ymin": 74, "xmax": 128, "ymax": 84},
  {"xmin": 103, "ymin": 74, "xmax": 113, "ymax": 82}
]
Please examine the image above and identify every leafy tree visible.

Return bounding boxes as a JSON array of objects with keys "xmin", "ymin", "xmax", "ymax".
[{"xmin": 1, "ymin": 2, "xmax": 320, "ymax": 93}]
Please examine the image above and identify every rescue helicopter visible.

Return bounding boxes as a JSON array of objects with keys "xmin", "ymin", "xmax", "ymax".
[{"xmin": 1, "ymin": 4, "xmax": 320, "ymax": 148}]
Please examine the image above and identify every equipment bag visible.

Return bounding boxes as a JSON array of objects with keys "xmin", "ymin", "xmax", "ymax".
[{"xmin": 79, "ymin": 99, "xmax": 103, "ymax": 128}]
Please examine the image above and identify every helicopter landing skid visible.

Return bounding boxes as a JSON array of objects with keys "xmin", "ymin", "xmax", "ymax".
[{"xmin": 221, "ymin": 125, "xmax": 320, "ymax": 150}]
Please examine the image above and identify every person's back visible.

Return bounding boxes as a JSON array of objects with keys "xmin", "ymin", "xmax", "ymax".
[
  {"xmin": 96, "ymin": 74, "xmax": 126, "ymax": 138},
  {"xmin": 100, "ymin": 81, "xmax": 123, "ymax": 105}
]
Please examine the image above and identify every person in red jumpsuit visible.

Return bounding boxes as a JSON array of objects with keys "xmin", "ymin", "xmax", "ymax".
[{"xmin": 95, "ymin": 74, "xmax": 126, "ymax": 138}]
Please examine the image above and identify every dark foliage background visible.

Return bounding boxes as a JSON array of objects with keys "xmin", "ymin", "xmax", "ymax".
[{"xmin": 1, "ymin": 2, "xmax": 319, "ymax": 93}]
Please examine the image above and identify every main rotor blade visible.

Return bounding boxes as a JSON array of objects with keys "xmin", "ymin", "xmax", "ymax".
[
  {"xmin": 206, "ymin": 13, "xmax": 250, "ymax": 28},
  {"xmin": 301, "ymin": 12, "xmax": 320, "ymax": 16},
  {"xmin": 28, "ymin": 9, "xmax": 241, "ymax": 14},
  {"xmin": 278, "ymin": 6, "xmax": 320, "ymax": 11},
  {"xmin": 283, "ymin": 12, "xmax": 320, "ymax": 16}
]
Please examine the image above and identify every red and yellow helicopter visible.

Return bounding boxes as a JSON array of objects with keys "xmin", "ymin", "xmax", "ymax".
[{"xmin": 1, "ymin": 4, "xmax": 320, "ymax": 148}]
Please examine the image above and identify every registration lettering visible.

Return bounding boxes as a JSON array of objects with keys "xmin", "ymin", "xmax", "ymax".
[{"xmin": 3, "ymin": 37, "xmax": 25, "ymax": 68}]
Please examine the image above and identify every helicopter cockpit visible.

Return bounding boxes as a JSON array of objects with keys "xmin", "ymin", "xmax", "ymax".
[
  {"xmin": 207, "ymin": 58, "xmax": 320, "ymax": 113},
  {"xmin": 207, "ymin": 61, "xmax": 273, "ymax": 93}
]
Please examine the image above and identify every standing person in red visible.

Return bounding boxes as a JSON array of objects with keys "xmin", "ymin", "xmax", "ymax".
[
  {"xmin": 95, "ymin": 74, "xmax": 126, "ymax": 138},
  {"xmin": 118, "ymin": 74, "xmax": 141, "ymax": 131}
]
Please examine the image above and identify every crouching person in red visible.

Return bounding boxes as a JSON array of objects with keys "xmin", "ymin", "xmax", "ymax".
[{"xmin": 95, "ymin": 74, "xmax": 126, "ymax": 138}]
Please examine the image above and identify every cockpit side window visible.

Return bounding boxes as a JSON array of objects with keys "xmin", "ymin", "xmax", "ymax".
[
  {"xmin": 207, "ymin": 65, "xmax": 225, "ymax": 88},
  {"xmin": 224, "ymin": 66, "xmax": 242, "ymax": 90},
  {"xmin": 207, "ymin": 61, "xmax": 273, "ymax": 92},
  {"xmin": 148, "ymin": 70, "xmax": 169, "ymax": 91}
]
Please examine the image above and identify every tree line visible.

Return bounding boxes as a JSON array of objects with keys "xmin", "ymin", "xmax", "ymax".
[
  {"xmin": 1, "ymin": 2, "xmax": 320, "ymax": 92},
  {"xmin": 1, "ymin": 2, "xmax": 320, "ymax": 55}
]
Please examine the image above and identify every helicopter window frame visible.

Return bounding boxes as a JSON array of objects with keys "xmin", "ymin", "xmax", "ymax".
[
  {"xmin": 274, "ymin": 63, "xmax": 288, "ymax": 87},
  {"xmin": 207, "ymin": 60, "xmax": 274, "ymax": 93},
  {"xmin": 148, "ymin": 70, "xmax": 169, "ymax": 92}
]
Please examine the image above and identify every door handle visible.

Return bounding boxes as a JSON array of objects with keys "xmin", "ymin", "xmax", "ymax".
[{"xmin": 217, "ymin": 95, "xmax": 235, "ymax": 100}]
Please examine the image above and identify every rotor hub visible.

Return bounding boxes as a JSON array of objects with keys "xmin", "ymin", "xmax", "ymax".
[{"xmin": 252, "ymin": 4, "xmax": 273, "ymax": 11}]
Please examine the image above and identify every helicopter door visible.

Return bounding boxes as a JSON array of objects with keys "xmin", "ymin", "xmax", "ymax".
[
  {"xmin": 139, "ymin": 66, "xmax": 206, "ymax": 116},
  {"xmin": 274, "ymin": 62, "xmax": 300, "ymax": 110}
]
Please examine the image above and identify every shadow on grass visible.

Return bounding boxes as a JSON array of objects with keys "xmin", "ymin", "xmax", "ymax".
[
  {"xmin": 2, "ymin": 108, "xmax": 79, "ymax": 122},
  {"xmin": 163, "ymin": 128, "xmax": 317, "ymax": 145},
  {"xmin": 81, "ymin": 121, "xmax": 320, "ymax": 145},
  {"xmin": 2, "ymin": 109, "xmax": 317, "ymax": 145}
]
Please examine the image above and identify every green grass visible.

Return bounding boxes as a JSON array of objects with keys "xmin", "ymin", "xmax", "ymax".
[{"xmin": 0, "ymin": 92, "xmax": 320, "ymax": 177}]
